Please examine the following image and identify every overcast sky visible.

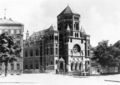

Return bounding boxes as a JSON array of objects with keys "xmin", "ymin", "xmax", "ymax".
[{"xmin": 0, "ymin": 0, "xmax": 120, "ymax": 46}]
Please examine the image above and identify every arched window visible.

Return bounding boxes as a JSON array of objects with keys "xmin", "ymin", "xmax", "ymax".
[{"xmin": 73, "ymin": 44, "xmax": 81, "ymax": 53}]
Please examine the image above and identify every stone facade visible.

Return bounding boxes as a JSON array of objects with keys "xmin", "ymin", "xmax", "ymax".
[
  {"xmin": 23, "ymin": 6, "xmax": 91, "ymax": 75},
  {"xmin": 57, "ymin": 6, "xmax": 91, "ymax": 75},
  {"xmin": 0, "ymin": 18, "xmax": 24, "ymax": 75}
]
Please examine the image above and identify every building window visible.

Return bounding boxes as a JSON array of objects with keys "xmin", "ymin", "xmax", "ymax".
[
  {"xmin": 79, "ymin": 63, "xmax": 81, "ymax": 70},
  {"xmin": 55, "ymin": 36, "xmax": 58, "ymax": 41},
  {"xmin": 56, "ymin": 48, "xmax": 58, "ymax": 55},
  {"xmin": 36, "ymin": 64, "xmax": 39, "ymax": 69},
  {"xmin": 56, "ymin": 60, "xmax": 58, "ymax": 64},
  {"xmin": 76, "ymin": 23, "xmax": 79, "ymax": 30},
  {"xmin": 75, "ymin": 63, "xmax": 77, "ymax": 70},
  {"xmin": 51, "ymin": 61, "xmax": 53, "ymax": 65},
  {"xmin": 70, "ymin": 31, "xmax": 73, "ymax": 36},
  {"xmin": 25, "ymin": 65, "xmax": 28, "ymax": 69},
  {"xmin": 17, "ymin": 63, "xmax": 20, "ymax": 70},
  {"xmin": 70, "ymin": 38, "xmax": 72, "ymax": 42},
  {"xmin": 75, "ymin": 33, "xmax": 78, "ymax": 37},
  {"xmin": 30, "ymin": 49, "xmax": 33, "ymax": 56},
  {"xmin": 16, "ymin": 29, "xmax": 20, "ymax": 34},
  {"xmin": 50, "ymin": 47, "xmax": 53, "ymax": 55},
  {"xmin": 30, "ymin": 64, "xmax": 33, "ymax": 69},
  {"xmin": 88, "ymin": 50, "xmax": 90, "ymax": 56},
  {"xmin": 51, "ymin": 35, "xmax": 54, "ymax": 40},
  {"xmin": 14, "ymin": 29, "xmax": 17, "ymax": 34},
  {"xmin": 4, "ymin": 29, "xmax": 8, "ymax": 32},
  {"xmin": 25, "ymin": 51, "xmax": 28, "ymax": 57},
  {"xmin": 46, "ymin": 63, "xmax": 48, "ymax": 66},
  {"xmin": 81, "ymin": 39, "xmax": 83, "ymax": 43},
  {"xmin": 71, "ymin": 63, "xmax": 73, "ymax": 71},
  {"xmin": 10, "ymin": 30, "xmax": 14, "ymax": 34},
  {"xmin": 36, "ymin": 49, "xmax": 39, "ymax": 56},
  {"xmin": 74, "ymin": 23, "xmax": 76, "ymax": 29}
]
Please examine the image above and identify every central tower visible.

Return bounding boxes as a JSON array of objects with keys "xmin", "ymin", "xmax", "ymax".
[
  {"xmin": 57, "ymin": 5, "xmax": 80, "ymax": 33},
  {"xmin": 57, "ymin": 6, "xmax": 90, "ymax": 74}
]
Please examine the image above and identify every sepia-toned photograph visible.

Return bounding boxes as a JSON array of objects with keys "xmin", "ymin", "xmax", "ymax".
[{"xmin": 0, "ymin": 0, "xmax": 120, "ymax": 85}]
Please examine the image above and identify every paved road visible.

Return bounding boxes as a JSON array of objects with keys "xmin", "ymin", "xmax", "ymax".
[{"xmin": 0, "ymin": 73, "xmax": 120, "ymax": 85}]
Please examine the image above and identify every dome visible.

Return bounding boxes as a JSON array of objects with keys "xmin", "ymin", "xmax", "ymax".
[{"xmin": 0, "ymin": 18, "xmax": 23, "ymax": 26}]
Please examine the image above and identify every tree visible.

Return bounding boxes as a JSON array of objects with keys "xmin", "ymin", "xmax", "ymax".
[
  {"xmin": 0, "ymin": 32, "xmax": 21, "ymax": 76},
  {"xmin": 92, "ymin": 40, "xmax": 120, "ymax": 68},
  {"xmin": 92, "ymin": 40, "xmax": 110, "ymax": 67}
]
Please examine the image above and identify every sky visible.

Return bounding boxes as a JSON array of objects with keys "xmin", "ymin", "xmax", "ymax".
[{"xmin": 0, "ymin": 0, "xmax": 120, "ymax": 46}]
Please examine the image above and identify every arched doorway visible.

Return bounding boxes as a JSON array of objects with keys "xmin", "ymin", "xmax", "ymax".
[
  {"xmin": 58, "ymin": 57, "xmax": 65, "ymax": 73},
  {"xmin": 60, "ymin": 62, "xmax": 64, "ymax": 70}
]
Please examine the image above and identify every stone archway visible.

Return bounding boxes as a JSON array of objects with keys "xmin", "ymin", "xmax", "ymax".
[{"xmin": 58, "ymin": 57, "xmax": 65, "ymax": 73}]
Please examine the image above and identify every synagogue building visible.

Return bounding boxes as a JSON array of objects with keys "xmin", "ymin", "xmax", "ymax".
[{"xmin": 23, "ymin": 6, "xmax": 91, "ymax": 75}]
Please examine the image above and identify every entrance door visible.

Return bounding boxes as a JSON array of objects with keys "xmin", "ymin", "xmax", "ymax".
[{"xmin": 60, "ymin": 62, "xmax": 64, "ymax": 70}]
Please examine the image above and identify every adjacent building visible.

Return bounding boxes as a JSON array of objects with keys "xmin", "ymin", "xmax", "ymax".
[
  {"xmin": 0, "ymin": 17, "xmax": 24, "ymax": 75},
  {"xmin": 23, "ymin": 26, "xmax": 59, "ymax": 73}
]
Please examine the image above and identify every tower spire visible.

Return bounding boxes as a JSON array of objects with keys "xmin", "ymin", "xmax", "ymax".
[{"xmin": 26, "ymin": 30, "xmax": 29, "ymax": 40}]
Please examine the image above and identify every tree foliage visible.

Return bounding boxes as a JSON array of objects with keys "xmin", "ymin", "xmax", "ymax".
[
  {"xmin": 92, "ymin": 40, "xmax": 120, "ymax": 67},
  {"xmin": 0, "ymin": 32, "xmax": 21, "ymax": 76}
]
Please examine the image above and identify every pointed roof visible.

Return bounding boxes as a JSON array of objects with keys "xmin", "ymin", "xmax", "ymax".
[
  {"xmin": 49, "ymin": 25, "xmax": 54, "ymax": 30},
  {"xmin": 67, "ymin": 24, "xmax": 70, "ymax": 31},
  {"xmin": 60, "ymin": 5, "xmax": 73, "ymax": 14},
  {"xmin": 58, "ymin": 5, "xmax": 80, "ymax": 16},
  {"xmin": 59, "ymin": 57, "xmax": 64, "ymax": 62},
  {"xmin": 80, "ymin": 26, "xmax": 86, "ymax": 34}
]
